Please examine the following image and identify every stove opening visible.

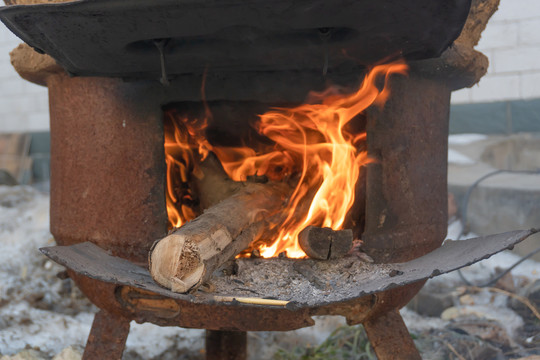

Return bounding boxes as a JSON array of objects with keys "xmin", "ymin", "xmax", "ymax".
[{"xmin": 162, "ymin": 62, "xmax": 407, "ymax": 260}]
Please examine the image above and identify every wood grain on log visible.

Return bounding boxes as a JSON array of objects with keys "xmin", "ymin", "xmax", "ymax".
[{"xmin": 150, "ymin": 174, "xmax": 290, "ymax": 293}]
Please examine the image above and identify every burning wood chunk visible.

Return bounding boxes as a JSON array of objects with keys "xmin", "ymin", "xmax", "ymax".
[
  {"xmin": 298, "ymin": 226, "xmax": 353, "ymax": 260},
  {"xmin": 149, "ymin": 181, "xmax": 290, "ymax": 293}
]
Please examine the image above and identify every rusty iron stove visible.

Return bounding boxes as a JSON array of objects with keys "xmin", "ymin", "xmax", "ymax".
[{"xmin": 1, "ymin": 0, "xmax": 536, "ymax": 359}]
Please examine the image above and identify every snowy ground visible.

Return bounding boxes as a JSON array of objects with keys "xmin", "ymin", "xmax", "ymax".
[{"xmin": 0, "ymin": 185, "xmax": 539, "ymax": 359}]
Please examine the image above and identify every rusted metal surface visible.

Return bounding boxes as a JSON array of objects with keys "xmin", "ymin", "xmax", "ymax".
[
  {"xmin": 364, "ymin": 310, "xmax": 422, "ymax": 360},
  {"xmin": 364, "ymin": 71, "xmax": 452, "ymax": 264},
  {"xmin": 206, "ymin": 330, "xmax": 247, "ymax": 360},
  {"xmin": 115, "ymin": 286, "xmax": 182, "ymax": 320},
  {"xmin": 313, "ymin": 296, "xmax": 376, "ymax": 325},
  {"xmin": 69, "ymin": 270, "xmax": 316, "ymax": 332},
  {"xmin": 0, "ymin": 0, "xmax": 470, "ymax": 79},
  {"xmin": 41, "ymin": 230, "xmax": 535, "ymax": 327},
  {"xmin": 362, "ymin": 281, "xmax": 427, "ymax": 324},
  {"xmin": 69, "ymin": 268, "xmax": 316, "ymax": 331},
  {"xmin": 82, "ymin": 310, "xmax": 131, "ymax": 360},
  {"xmin": 47, "ymin": 73, "xmax": 167, "ymax": 264},
  {"xmin": 410, "ymin": 0, "xmax": 500, "ymax": 91},
  {"xmin": 44, "ymin": 72, "xmax": 317, "ymax": 333},
  {"xmin": 360, "ymin": 68, "xmax": 454, "ymax": 347}
]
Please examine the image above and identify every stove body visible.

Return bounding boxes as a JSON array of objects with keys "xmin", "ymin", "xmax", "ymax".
[
  {"xmin": 0, "ymin": 0, "xmax": 500, "ymax": 359},
  {"xmin": 49, "ymin": 60, "xmax": 450, "ymax": 360},
  {"xmin": 45, "ymin": 63, "xmax": 448, "ymax": 360}
]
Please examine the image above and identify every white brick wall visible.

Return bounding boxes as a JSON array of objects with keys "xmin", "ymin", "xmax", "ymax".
[
  {"xmin": 0, "ymin": 1, "xmax": 537, "ymax": 132},
  {"xmin": 0, "ymin": 29, "xmax": 48, "ymax": 133},
  {"xmin": 452, "ymin": 0, "xmax": 540, "ymax": 104},
  {"xmin": 521, "ymin": 71, "xmax": 540, "ymax": 98}
]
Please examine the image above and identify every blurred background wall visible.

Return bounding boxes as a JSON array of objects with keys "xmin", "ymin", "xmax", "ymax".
[
  {"xmin": 450, "ymin": 0, "xmax": 540, "ymax": 134},
  {"xmin": 0, "ymin": 30, "xmax": 48, "ymax": 133},
  {"xmin": 453, "ymin": 0, "xmax": 540, "ymax": 104}
]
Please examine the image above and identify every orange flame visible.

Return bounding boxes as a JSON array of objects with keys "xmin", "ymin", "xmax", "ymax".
[
  {"xmin": 164, "ymin": 112, "xmax": 204, "ymax": 228},
  {"xmin": 164, "ymin": 62, "xmax": 408, "ymax": 257}
]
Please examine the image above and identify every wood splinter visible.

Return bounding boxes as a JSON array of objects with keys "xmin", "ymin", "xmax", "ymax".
[{"xmin": 298, "ymin": 226, "xmax": 353, "ymax": 260}]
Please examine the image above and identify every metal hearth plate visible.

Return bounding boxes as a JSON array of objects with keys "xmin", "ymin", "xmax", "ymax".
[
  {"xmin": 0, "ymin": 0, "xmax": 471, "ymax": 79},
  {"xmin": 40, "ymin": 229, "xmax": 536, "ymax": 308}
]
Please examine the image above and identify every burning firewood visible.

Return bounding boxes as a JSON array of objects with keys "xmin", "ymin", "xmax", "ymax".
[
  {"xmin": 149, "ymin": 154, "xmax": 290, "ymax": 293},
  {"xmin": 192, "ymin": 153, "xmax": 242, "ymax": 209},
  {"xmin": 298, "ymin": 226, "xmax": 353, "ymax": 260}
]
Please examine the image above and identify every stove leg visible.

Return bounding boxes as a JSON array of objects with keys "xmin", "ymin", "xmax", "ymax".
[
  {"xmin": 82, "ymin": 310, "xmax": 131, "ymax": 360},
  {"xmin": 363, "ymin": 310, "xmax": 421, "ymax": 360},
  {"xmin": 205, "ymin": 330, "xmax": 247, "ymax": 360}
]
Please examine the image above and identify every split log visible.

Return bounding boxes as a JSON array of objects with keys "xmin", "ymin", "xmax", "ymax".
[
  {"xmin": 298, "ymin": 226, "xmax": 353, "ymax": 260},
  {"xmin": 150, "ymin": 154, "xmax": 290, "ymax": 293}
]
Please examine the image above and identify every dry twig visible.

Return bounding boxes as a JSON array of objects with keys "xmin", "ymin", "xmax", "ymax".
[
  {"xmin": 213, "ymin": 296, "xmax": 289, "ymax": 307},
  {"xmin": 445, "ymin": 342, "xmax": 466, "ymax": 360}
]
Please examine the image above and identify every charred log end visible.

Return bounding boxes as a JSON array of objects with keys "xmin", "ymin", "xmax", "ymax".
[{"xmin": 298, "ymin": 226, "xmax": 353, "ymax": 260}]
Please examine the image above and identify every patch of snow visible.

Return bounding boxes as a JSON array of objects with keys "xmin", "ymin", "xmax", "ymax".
[
  {"xmin": 446, "ymin": 219, "xmax": 478, "ymax": 241},
  {"xmin": 0, "ymin": 303, "xmax": 93, "ymax": 356},
  {"xmin": 126, "ymin": 323, "xmax": 203, "ymax": 359},
  {"xmin": 448, "ymin": 149, "xmax": 476, "ymax": 165},
  {"xmin": 471, "ymin": 250, "xmax": 540, "ymax": 279},
  {"xmin": 442, "ymin": 304, "xmax": 523, "ymax": 339},
  {"xmin": 448, "ymin": 133, "xmax": 488, "ymax": 145},
  {"xmin": 1, "ymin": 185, "xmax": 539, "ymax": 358},
  {"xmin": 52, "ymin": 346, "xmax": 83, "ymax": 360},
  {"xmin": 249, "ymin": 316, "xmax": 347, "ymax": 360},
  {"xmin": 400, "ymin": 308, "xmax": 448, "ymax": 333}
]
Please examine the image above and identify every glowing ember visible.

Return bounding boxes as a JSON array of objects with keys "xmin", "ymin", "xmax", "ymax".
[{"xmin": 164, "ymin": 62, "xmax": 408, "ymax": 258}]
